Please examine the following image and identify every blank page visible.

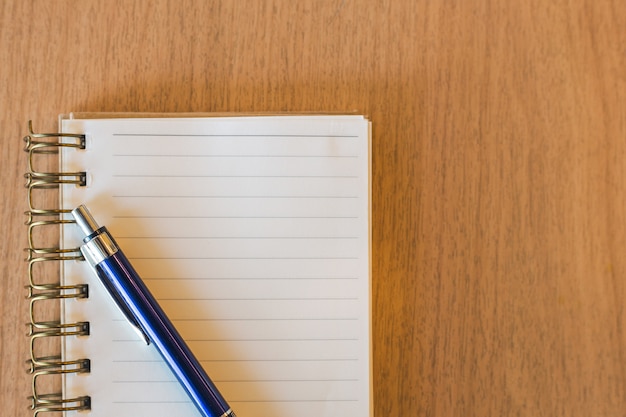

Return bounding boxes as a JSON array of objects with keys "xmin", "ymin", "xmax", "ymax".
[{"xmin": 60, "ymin": 115, "xmax": 371, "ymax": 417}]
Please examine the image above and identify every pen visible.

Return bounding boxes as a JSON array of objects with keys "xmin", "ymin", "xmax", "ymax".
[{"xmin": 71, "ymin": 205, "xmax": 235, "ymax": 417}]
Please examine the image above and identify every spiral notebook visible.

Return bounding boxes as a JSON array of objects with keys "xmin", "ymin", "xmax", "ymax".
[{"xmin": 24, "ymin": 114, "xmax": 371, "ymax": 417}]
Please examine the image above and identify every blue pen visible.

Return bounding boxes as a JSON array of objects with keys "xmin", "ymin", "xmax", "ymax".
[{"xmin": 71, "ymin": 205, "xmax": 236, "ymax": 417}]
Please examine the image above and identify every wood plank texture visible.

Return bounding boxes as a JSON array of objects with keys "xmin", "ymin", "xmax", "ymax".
[{"xmin": 1, "ymin": 1, "xmax": 625, "ymax": 416}]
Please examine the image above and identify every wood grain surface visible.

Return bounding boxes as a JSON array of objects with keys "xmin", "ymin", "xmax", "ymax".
[{"xmin": 1, "ymin": 1, "xmax": 625, "ymax": 416}]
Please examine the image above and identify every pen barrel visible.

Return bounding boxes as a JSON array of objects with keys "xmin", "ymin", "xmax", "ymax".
[{"xmin": 95, "ymin": 250, "xmax": 233, "ymax": 417}]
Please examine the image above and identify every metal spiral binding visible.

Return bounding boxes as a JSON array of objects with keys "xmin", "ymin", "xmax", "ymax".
[{"xmin": 24, "ymin": 121, "xmax": 92, "ymax": 415}]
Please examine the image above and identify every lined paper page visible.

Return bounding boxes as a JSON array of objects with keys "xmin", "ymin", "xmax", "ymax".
[{"xmin": 60, "ymin": 116, "xmax": 371, "ymax": 417}]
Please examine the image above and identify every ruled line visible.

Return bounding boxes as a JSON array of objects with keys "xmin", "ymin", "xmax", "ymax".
[
  {"xmin": 112, "ymin": 318, "xmax": 360, "ymax": 322},
  {"xmin": 127, "ymin": 257, "xmax": 359, "ymax": 260},
  {"xmin": 113, "ymin": 154, "xmax": 358, "ymax": 158},
  {"xmin": 116, "ymin": 236, "xmax": 358, "ymax": 240},
  {"xmin": 152, "ymin": 297, "xmax": 359, "ymax": 301},
  {"xmin": 113, "ymin": 379, "xmax": 359, "ymax": 385},
  {"xmin": 113, "ymin": 358, "xmax": 359, "ymax": 363},
  {"xmin": 112, "ymin": 399, "xmax": 359, "ymax": 404},
  {"xmin": 112, "ymin": 195, "xmax": 358, "ymax": 199},
  {"xmin": 112, "ymin": 134, "xmax": 359, "ymax": 138},
  {"xmin": 113, "ymin": 215, "xmax": 359, "ymax": 219},
  {"xmin": 230, "ymin": 399, "xmax": 359, "ymax": 403},
  {"xmin": 112, "ymin": 337, "xmax": 359, "ymax": 342},
  {"xmin": 140, "ymin": 277, "xmax": 360, "ymax": 281},
  {"xmin": 113, "ymin": 174, "xmax": 359, "ymax": 178}
]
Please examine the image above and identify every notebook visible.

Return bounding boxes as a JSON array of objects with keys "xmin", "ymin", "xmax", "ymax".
[{"xmin": 24, "ymin": 114, "xmax": 371, "ymax": 417}]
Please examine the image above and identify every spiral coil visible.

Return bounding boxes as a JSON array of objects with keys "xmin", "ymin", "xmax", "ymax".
[{"xmin": 24, "ymin": 121, "xmax": 92, "ymax": 415}]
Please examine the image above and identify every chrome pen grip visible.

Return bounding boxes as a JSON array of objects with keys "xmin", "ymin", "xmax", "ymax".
[{"xmin": 72, "ymin": 205, "xmax": 119, "ymax": 266}]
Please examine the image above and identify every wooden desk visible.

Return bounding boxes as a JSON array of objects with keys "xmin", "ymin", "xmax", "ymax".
[{"xmin": 2, "ymin": 1, "xmax": 624, "ymax": 415}]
